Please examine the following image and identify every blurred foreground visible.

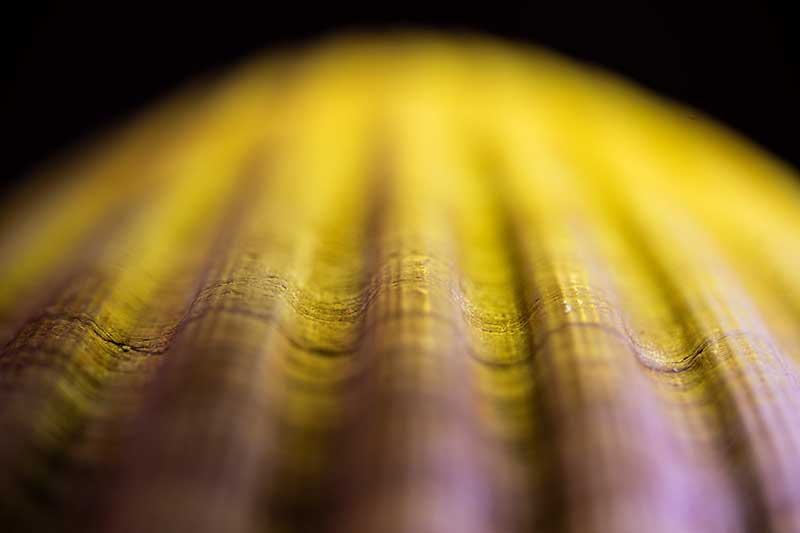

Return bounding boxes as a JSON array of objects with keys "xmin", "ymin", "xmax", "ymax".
[{"xmin": 2, "ymin": 34, "xmax": 800, "ymax": 533}]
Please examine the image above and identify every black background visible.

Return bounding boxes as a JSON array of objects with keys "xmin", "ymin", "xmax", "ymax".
[{"xmin": 3, "ymin": 1, "xmax": 797, "ymax": 191}]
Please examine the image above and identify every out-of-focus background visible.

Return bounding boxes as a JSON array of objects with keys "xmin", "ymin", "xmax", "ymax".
[{"xmin": 2, "ymin": 1, "xmax": 797, "ymax": 192}]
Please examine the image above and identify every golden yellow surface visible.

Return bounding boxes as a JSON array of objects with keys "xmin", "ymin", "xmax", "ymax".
[{"xmin": 1, "ymin": 34, "xmax": 800, "ymax": 533}]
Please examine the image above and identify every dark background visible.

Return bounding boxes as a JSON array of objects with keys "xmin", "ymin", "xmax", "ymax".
[{"xmin": 2, "ymin": 1, "xmax": 797, "ymax": 190}]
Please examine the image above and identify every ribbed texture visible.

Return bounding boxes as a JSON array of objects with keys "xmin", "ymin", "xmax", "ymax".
[{"xmin": 2, "ymin": 34, "xmax": 800, "ymax": 533}]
